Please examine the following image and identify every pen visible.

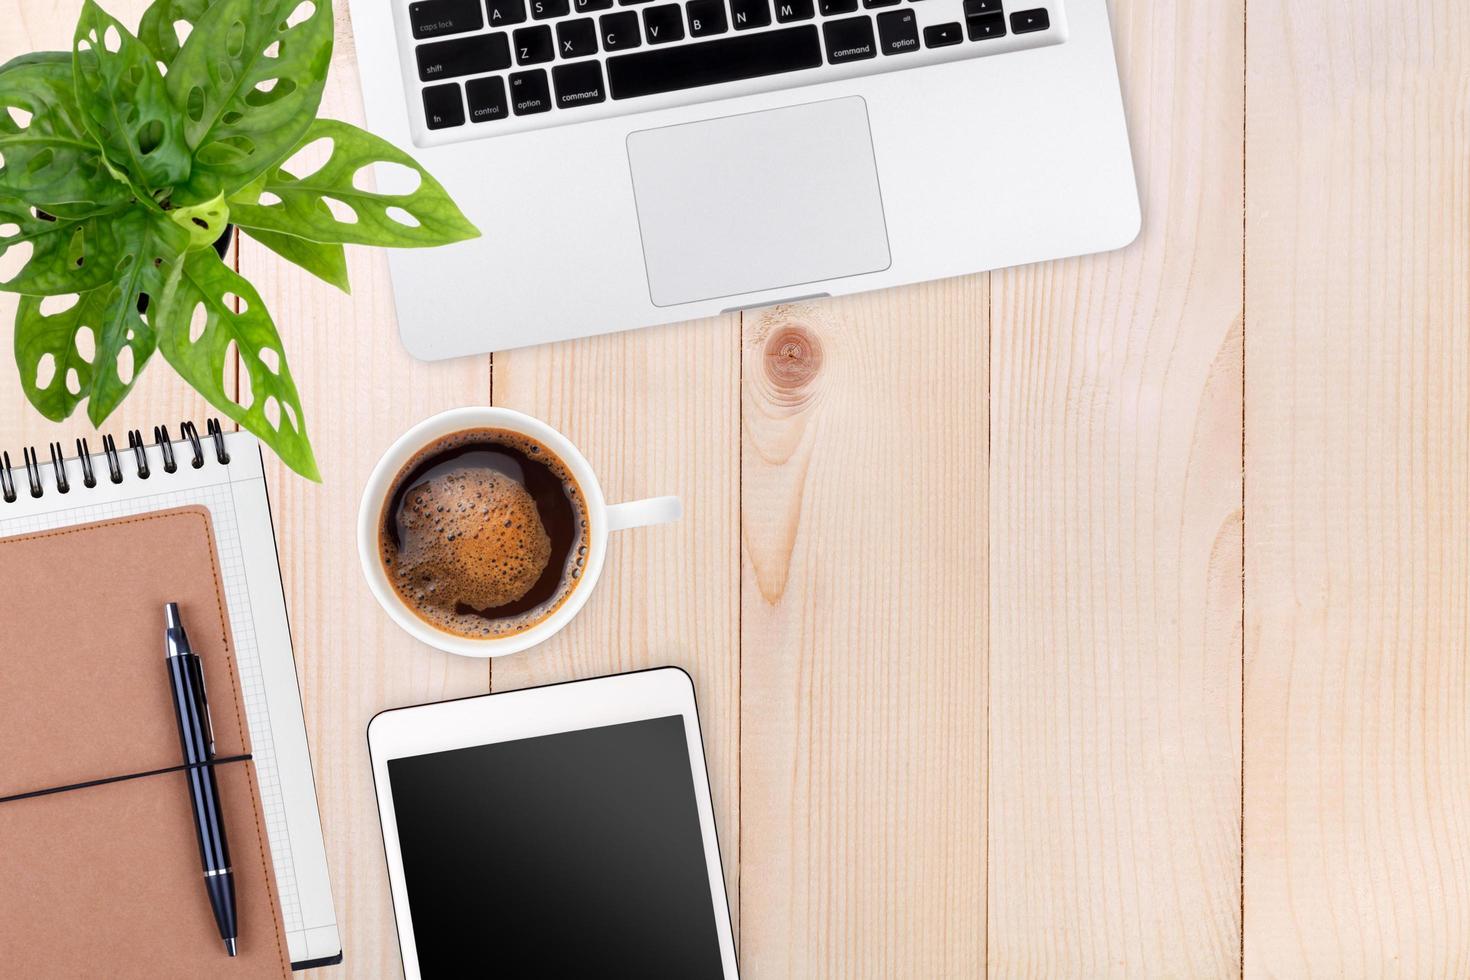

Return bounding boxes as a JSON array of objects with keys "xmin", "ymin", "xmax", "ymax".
[{"xmin": 164, "ymin": 602, "xmax": 239, "ymax": 957}]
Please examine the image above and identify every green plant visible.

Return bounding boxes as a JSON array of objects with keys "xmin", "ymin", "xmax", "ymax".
[{"xmin": 0, "ymin": 0, "xmax": 479, "ymax": 479}]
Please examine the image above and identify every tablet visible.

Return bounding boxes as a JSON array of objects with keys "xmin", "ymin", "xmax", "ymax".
[{"xmin": 368, "ymin": 668, "xmax": 738, "ymax": 978}]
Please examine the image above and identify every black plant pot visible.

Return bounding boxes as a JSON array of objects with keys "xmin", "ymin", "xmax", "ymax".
[{"xmin": 210, "ymin": 222, "xmax": 235, "ymax": 258}]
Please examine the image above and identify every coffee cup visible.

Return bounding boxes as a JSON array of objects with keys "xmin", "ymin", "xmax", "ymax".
[{"xmin": 357, "ymin": 407, "xmax": 681, "ymax": 657}]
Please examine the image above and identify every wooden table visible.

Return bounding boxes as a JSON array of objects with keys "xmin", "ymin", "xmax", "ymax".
[{"xmin": 3, "ymin": 0, "xmax": 1468, "ymax": 975}]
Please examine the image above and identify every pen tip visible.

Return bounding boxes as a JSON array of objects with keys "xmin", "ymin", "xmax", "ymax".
[
  {"xmin": 164, "ymin": 602, "xmax": 181, "ymax": 630},
  {"xmin": 225, "ymin": 937, "xmax": 237, "ymax": 957}
]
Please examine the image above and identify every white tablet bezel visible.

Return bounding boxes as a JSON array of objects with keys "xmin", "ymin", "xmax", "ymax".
[{"xmin": 367, "ymin": 667, "xmax": 739, "ymax": 979}]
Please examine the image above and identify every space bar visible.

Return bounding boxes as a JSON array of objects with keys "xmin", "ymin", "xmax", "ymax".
[{"xmin": 607, "ymin": 26, "xmax": 823, "ymax": 101}]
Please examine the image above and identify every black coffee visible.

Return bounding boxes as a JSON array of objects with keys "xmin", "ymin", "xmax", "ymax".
[{"xmin": 379, "ymin": 428, "xmax": 590, "ymax": 639}]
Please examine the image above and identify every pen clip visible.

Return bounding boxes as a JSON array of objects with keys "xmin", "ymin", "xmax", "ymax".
[
  {"xmin": 203, "ymin": 697, "xmax": 217, "ymax": 760},
  {"xmin": 195, "ymin": 657, "xmax": 217, "ymax": 759}
]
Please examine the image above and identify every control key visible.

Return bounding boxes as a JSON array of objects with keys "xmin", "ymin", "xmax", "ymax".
[{"xmin": 465, "ymin": 76, "xmax": 509, "ymax": 122}]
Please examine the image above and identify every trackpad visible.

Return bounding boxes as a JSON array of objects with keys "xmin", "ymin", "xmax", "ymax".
[{"xmin": 627, "ymin": 97, "xmax": 891, "ymax": 307}]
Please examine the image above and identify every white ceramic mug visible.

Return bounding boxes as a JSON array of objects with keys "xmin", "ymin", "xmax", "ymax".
[{"xmin": 357, "ymin": 407, "xmax": 681, "ymax": 657}]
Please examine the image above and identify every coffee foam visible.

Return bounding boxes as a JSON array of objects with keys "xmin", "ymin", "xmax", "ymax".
[
  {"xmin": 392, "ymin": 467, "xmax": 552, "ymax": 612},
  {"xmin": 379, "ymin": 427, "xmax": 590, "ymax": 640}
]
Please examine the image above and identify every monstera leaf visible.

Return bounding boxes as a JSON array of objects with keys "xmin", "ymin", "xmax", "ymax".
[
  {"xmin": 241, "ymin": 227, "xmax": 350, "ymax": 292},
  {"xmin": 0, "ymin": 198, "xmax": 129, "ymax": 295},
  {"xmin": 14, "ymin": 209, "xmax": 188, "ymax": 424},
  {"xmin": 227, "ymin": 120, "xmax": 479, "ymax": 247},
  {"xmin": 168, "ymin": 191, "xmax": 230, "ymax": 248},
  {"xmin": 166, "ymin": 0, "xmax": 333, "ymax": 203},
  {"xmin": 156, "ymin": 246, "xmax": 318, "ymax": 479},
  {"xmin": 72, "ymin": 0, "xmax": 191, "ymax": 194},
  {"xmin": 0, "ymin": 53, "xmax": 130, "ymax": 212},
  {"xmin": 15, "ymin": 292, "xmax": 100, "ymax": 422},
  {"xmin": 137, "ymin": 0, "xmax": 215, "ymax": 65}
]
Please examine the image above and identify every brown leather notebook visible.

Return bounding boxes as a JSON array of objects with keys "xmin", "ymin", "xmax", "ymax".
[{"xmin": 0, "ymin": 507, "xmax": 291, "ymax": 977}]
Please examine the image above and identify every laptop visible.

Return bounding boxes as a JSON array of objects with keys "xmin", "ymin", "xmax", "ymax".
[{"xmin": 347, "ymin": 0, "xmax": 1140, "ymax": 359}]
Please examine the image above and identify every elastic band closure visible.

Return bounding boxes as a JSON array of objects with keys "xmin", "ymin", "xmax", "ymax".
[{"xmin": 0, "ymin": 753, "xmax": 253, "ymax": 805}]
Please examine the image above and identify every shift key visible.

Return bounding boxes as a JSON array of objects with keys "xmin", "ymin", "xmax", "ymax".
[{"xmin": 416, "ymin": 33, "xmax": 512, "ymax": 80}]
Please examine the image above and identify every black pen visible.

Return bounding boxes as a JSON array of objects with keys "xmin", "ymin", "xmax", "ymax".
[{"xmin": 164, "ymin": 602, "xmax": 239, "ymax": 957}]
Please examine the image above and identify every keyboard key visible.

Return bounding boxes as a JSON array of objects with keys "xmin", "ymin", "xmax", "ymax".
[
  {"xmin": 687, "ymin": 0, "xmax": 728, "ymax": 35},
  {"xmin": 643, "ymin": 4, "xmax": 685, "ymax": 42},
  {"xmin": 962, "ymin": 0, "xmax": 1001, "ymax": 12},
  {"xmin": 573, "ymin": 0, "xmax": 614, "ymax": 11},
  {"xmin": 876, "ymin": 9, "xmax": 918, "ymax": 53},
  {"xmin": 421, "ymin": 82, "xmax": 465, "ymax": 128},
  {"xmin": 823, "ymin": 16, "xmax": 875, "ymax": 61},
  {"xmin": 607, "ymin": 24, "xmax": 821, "ymax": 99},
  {"xmin": 410, "ymin": 0, "xmax": 483, "ymax": 39},
  {"xmin": 513, "ymin": 24, "xmax": 554, "ymax": 63},
  {"xmin": 1009, "ymin": 7, "xmax": 1047, "ymax": 32},
  {"xmin": 465, "ymin": 75, "xmax": 510, "ymax": 122},
  {"xmin": 620, "ymin": 0, "xmax": 654, "ymax": 6},
  {"xmin": 600, "ymin": 10, "xmax": 642, "ymax": 48},
  {"xmin": 558, "ymin": 17, "xmax": 599, "ymax": 55},
  {"xmin": 863, "ymin": 0, "xmax": 900, "ymax": 8},
  {"xmin": 552, "ymin": 60, "xmax": 607, "ymax": 107},
  {"xmin": 967, "ymin": 11, "xmax": 1004, "ymax": 38},
  {"xmin": 486, "ymin": 0, "xmax": 528, "ymax": 24},
  {"xmin": 923, "ymin": 20, "xmax": 962, "ymax": 46},
  {"xmin": 818, "ymin": 0, "xmax": 856, "ymax": 14},
  {"xmin": 775, "ymin": 0, "xmax": 813, "ymax": 20},
  {"xmin": 730, "ymin": 0, "xmax": 770, "ymax": 29},
  {"xmin": 531, "ymin": 0, "xmax": 569, "ymax": 18},
  {"xmin": 509, "ymin": 69, "xmax": 553, "ymax": 113},
  {"xmin": 416, "ymin": 33, "xmax": 512, "ymax": 81}
]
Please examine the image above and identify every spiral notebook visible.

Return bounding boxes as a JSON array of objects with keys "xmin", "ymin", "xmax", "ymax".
[{"xmin": 0, "ymin": 421, "xmax": 341, "ymax": 970}]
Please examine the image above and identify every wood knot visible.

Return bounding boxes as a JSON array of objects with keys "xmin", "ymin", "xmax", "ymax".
[{"xmin": 763, "ymin": 325, "xmax": 823, "ymax": 393}]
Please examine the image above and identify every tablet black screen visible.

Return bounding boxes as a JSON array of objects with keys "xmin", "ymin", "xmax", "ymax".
[{"xmin": 386, "ymin": 714, "xmax": 726, "ymax": 977}]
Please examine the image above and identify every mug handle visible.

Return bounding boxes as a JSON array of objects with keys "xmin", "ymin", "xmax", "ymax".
[{"xmin": 606, "ymin": 496, "xmax": 683, "ymax": 532}]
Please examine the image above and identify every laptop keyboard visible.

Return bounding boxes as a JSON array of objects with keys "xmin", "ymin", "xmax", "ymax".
[{"xmin": 403, "ymin": 0, "xmax": 1063, "ymax": 142}]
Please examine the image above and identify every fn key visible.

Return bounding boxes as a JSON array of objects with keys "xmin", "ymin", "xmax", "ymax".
[{"xmin": 422, "ymin": 83, "xmax": 464, "ymax": 128}]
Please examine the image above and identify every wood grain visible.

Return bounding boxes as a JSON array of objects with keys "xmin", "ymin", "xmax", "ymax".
[
  {"xmin": 488, "ymin": 315, "xmax": 743, "ymax": 926},
  {"xmin": 2, "ymin": 0, "xmax": 1468, "ymax": 974},
  {"xmin": 259, "ymin": 10, "xmax": 494, "ymax": 978},
  {"xmin": 738, "ymin": 284, "xmax": 988, "ymax": 978},
  {"xmin": 1243, "ymin": 1, "xmax": 1470, "ymax": 975},
  {"xmin": 985, "ymin": 0, "xmax": 1245, "ymax": 974}
]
